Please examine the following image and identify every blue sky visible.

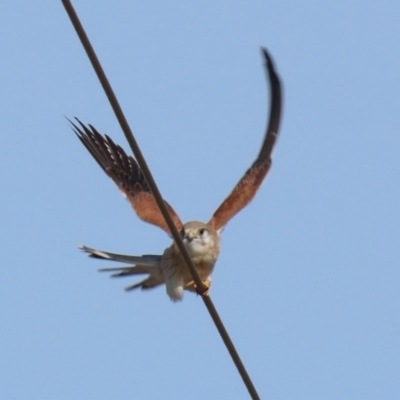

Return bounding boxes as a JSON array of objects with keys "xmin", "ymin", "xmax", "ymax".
[{"xmin": 1, "ymin": 1, "xmax": 399, "ymax": 399}]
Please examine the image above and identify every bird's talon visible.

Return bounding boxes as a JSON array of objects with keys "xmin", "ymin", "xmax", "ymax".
[
  {"xmin": 197, "ymin": 280, "xmax": 211, "ymax": 297},
  {"xmin": 185, "ymin": 280, "xmax": 211, "ymax": 296}
]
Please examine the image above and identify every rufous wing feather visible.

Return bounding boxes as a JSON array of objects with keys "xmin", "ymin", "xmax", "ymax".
[
  {"xmin": 208, "ymin": 47, "xmax": 282, "ymax": 231},
  {"xmin": 70, "ymin": 119, "xmax": 183, "ymax": 235}
]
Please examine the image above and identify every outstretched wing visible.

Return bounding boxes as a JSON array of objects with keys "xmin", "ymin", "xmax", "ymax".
[
  {"xmin": 207, "ymin": 48, "xmax": 282, "ymax": 231},
  {"xmin": 70, "ymin": 119, "xmax": 184, "ymax": 235}
]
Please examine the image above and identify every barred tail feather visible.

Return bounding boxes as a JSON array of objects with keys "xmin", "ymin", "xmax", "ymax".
[
  {"xmin": 79, "ymin": 245, "xmax": 164, "ymax": 291},
  {"xmin": 79, "ymin": 245, "xmax": 162, "ymax": 265}
]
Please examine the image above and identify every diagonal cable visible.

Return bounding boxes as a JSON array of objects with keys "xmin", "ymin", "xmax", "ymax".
[{"xmin": 61, "ymin": 1, "xmax": 260, "ymax": 399}]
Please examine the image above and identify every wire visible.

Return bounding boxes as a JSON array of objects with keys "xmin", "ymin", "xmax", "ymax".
[{"xmin": 61, "ymin": 1, "xmax": 260, "ymax": 398}]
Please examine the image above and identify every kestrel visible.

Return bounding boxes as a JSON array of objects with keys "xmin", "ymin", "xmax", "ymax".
[{"xmin": 71, "ymin": 48, "xmax": 282, "ymax": 301}]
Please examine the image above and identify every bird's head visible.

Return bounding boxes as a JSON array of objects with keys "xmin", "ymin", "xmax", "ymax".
[{"xmin": 179, "ymin": 221, "xmax": 219, "ymax": 257}]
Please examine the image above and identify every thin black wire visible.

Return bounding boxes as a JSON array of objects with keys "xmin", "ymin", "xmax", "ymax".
[{"xmin": 61, "ymin": 1, "xmax": 260, "ymax": 399}]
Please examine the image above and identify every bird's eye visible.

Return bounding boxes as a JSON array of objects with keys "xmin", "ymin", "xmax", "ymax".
[
  {"xmin": 198, "ymin": 228, "xmax": 205, "ymax": 235},
  {"xmin": 179, "ymin": 229, "xmax": 185, "ymax": 238}
]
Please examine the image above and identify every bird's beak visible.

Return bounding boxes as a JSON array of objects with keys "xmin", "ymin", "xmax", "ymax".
[{"xmin": 184, "ymin": 231, "xmax": 195, "ymax": 243}]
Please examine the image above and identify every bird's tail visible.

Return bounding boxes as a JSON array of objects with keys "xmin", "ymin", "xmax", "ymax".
[{"xmin": 79, "ymin": 245, "xmax": 165, "ymax": 291}]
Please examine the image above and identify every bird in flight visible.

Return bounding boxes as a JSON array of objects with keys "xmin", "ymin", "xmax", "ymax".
[{"xmin": 71, "ymin": 48, "xmax": 282, "ymax": 301}]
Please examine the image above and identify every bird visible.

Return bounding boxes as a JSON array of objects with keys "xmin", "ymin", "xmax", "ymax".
[{"xmin": 70, "ymin": 47, "xmax": 282, "ymax": 302}]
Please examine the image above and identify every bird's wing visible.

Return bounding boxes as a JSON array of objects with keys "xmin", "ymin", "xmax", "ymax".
[
  {"xmin": 207, "ymin": 48, "xmax": 282, "ymax": 231},
  {"xmin": 71, "ymin": 119, "xmax": 184, "ymax": 235}
]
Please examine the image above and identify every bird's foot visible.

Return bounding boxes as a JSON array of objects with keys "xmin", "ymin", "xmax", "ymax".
[{"xmin": 185, "ymin": 279, "xmax": 211, "ymax": 296}]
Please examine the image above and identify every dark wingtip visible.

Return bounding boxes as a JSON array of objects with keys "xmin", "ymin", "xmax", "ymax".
[
  {"xmin": 260, "ymin": 47, "xmax": 277, "ymax": 75},
  {"xmin": 260, "ymin": 47, "xmax": 270, "ymax": 62},
  {"xmin": 66, "ymin": 116, "xmax": 86, "ymax": 138},
  {"xmin": 257, "ymin": 46, "xmax": 283, "ymax": 160}
]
